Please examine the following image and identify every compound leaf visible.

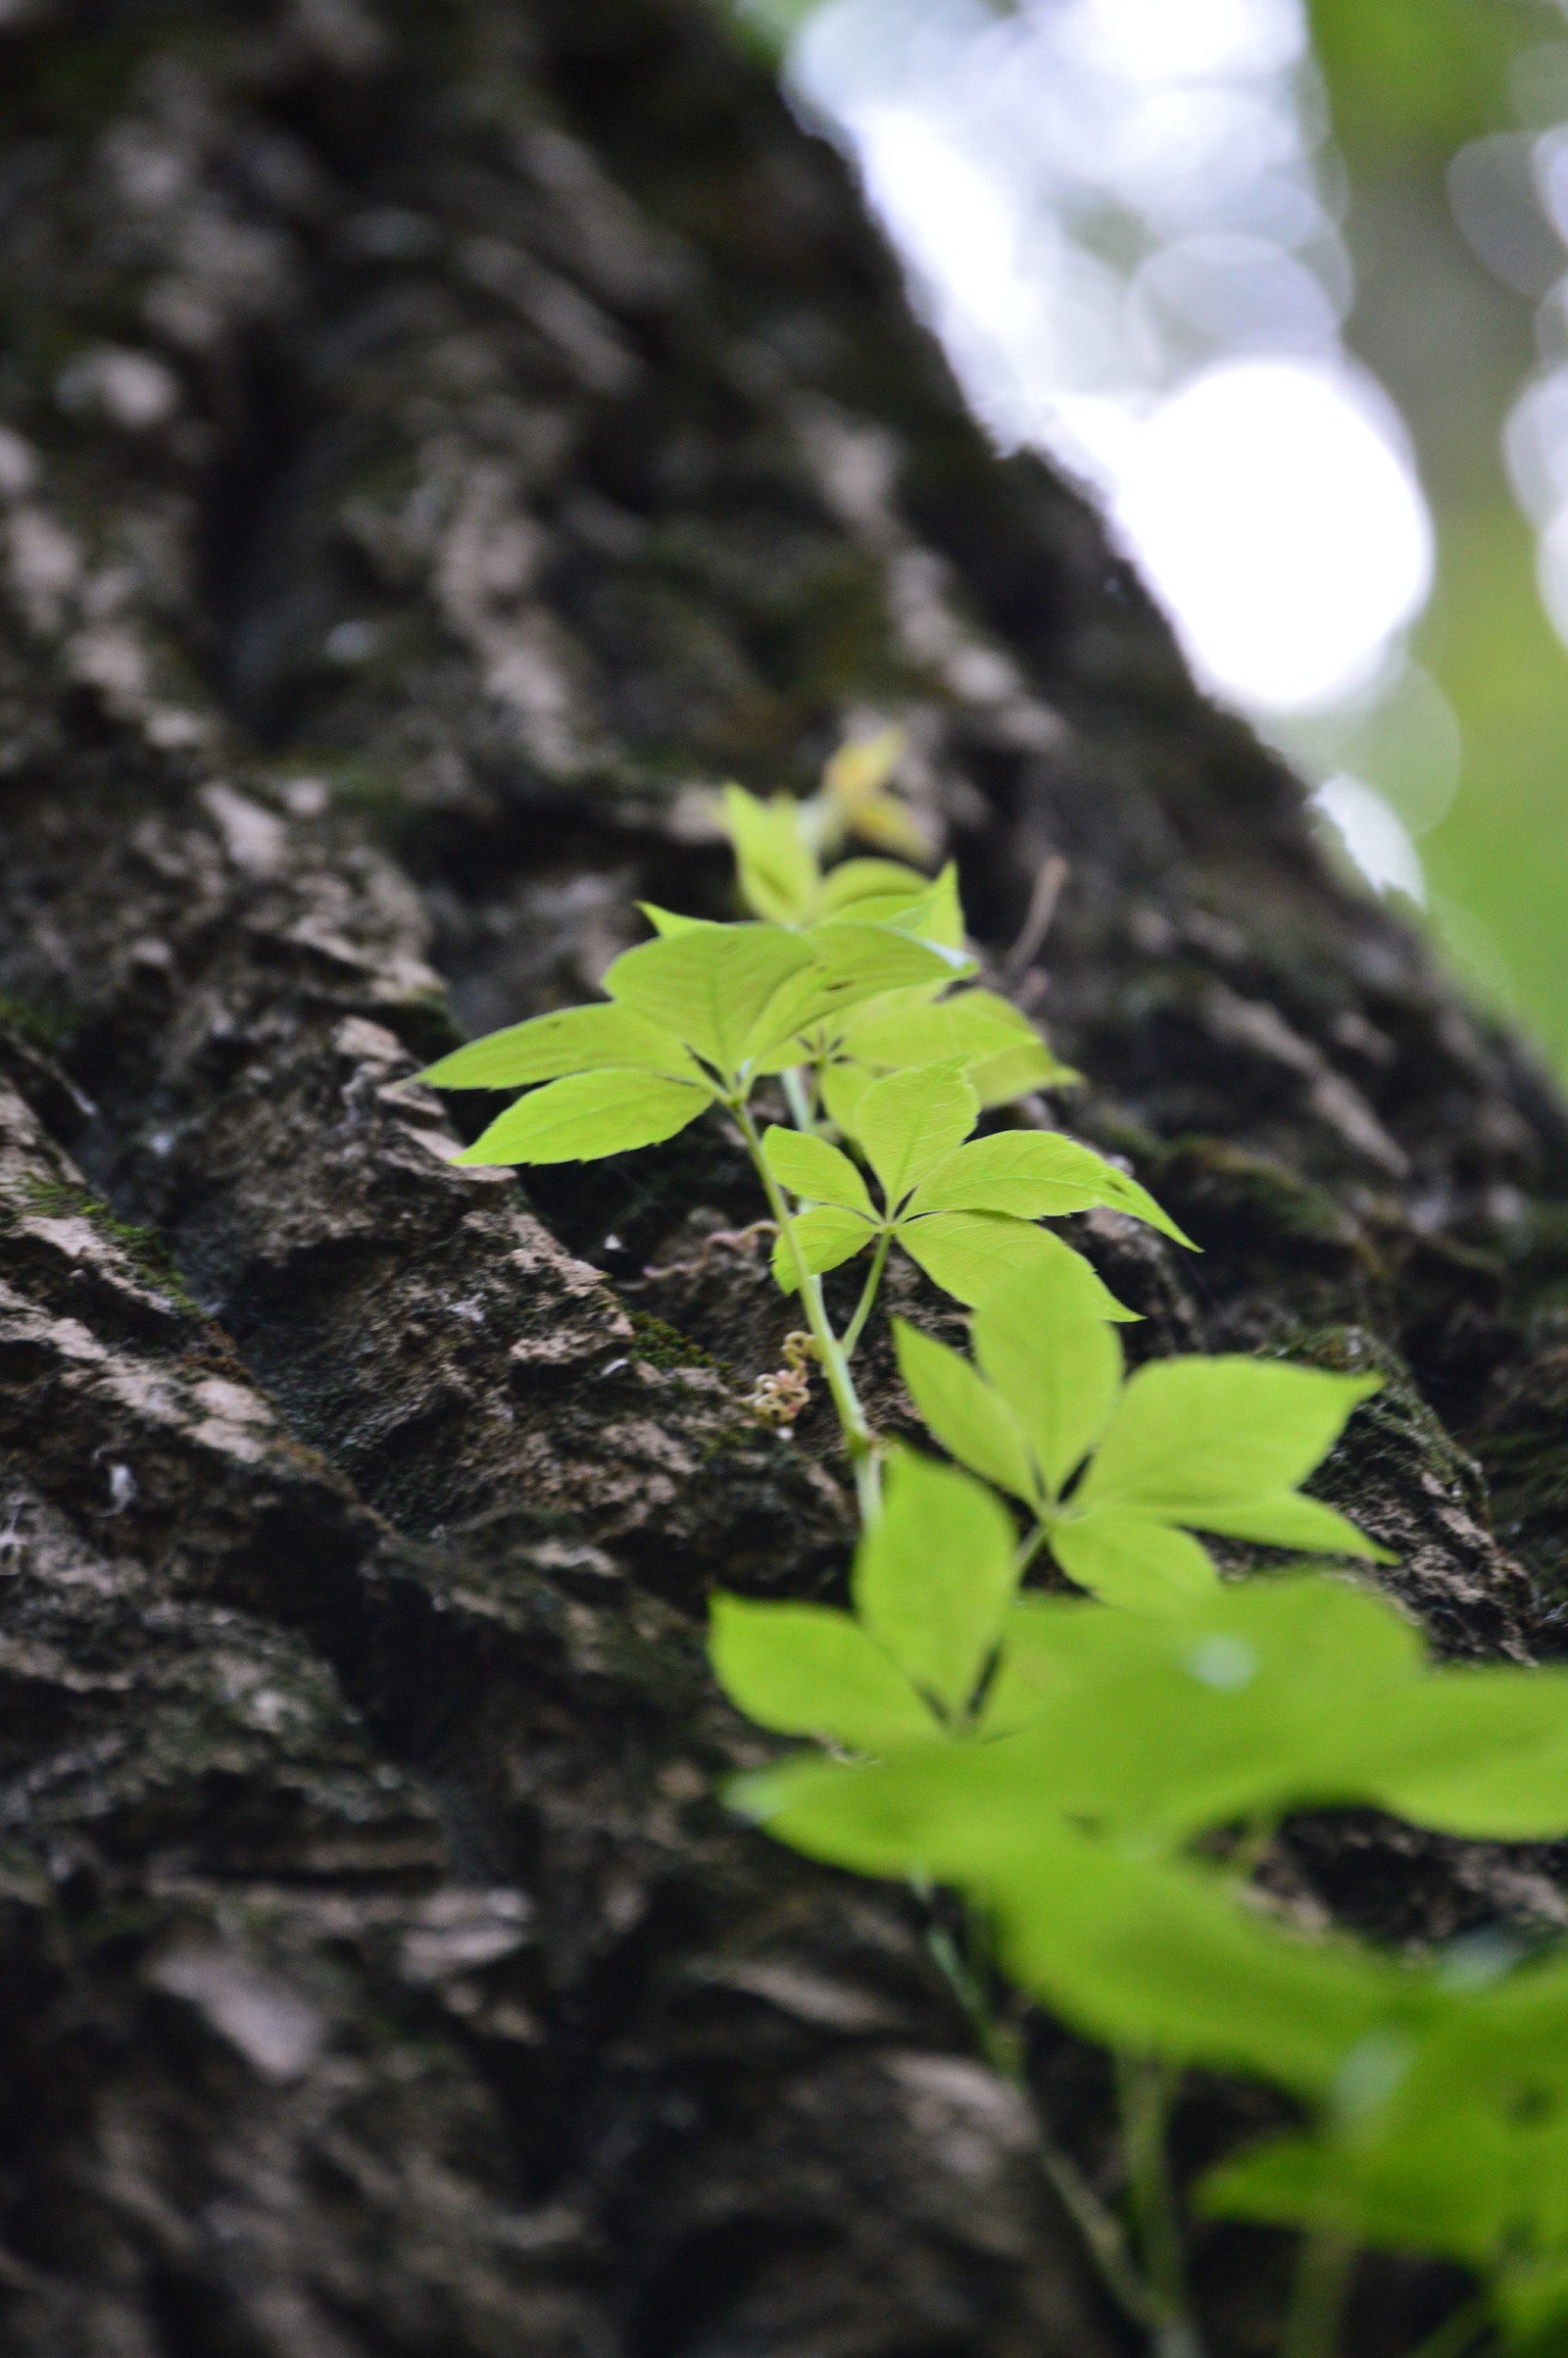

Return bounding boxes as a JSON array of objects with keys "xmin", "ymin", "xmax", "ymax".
[
  {"xmin": 1077, "ymin": 1357, "xmax": 1386, "ymax": 1553},
  {"xmin": 606, "ymin": 924, "xmax": 814, "ymax": 1077},
  {"xmin": 893, "ymin": 1318, "xmax": 1040, "ymax": 1506},
  {"xmin": 902, "ymin": 1212, "xmax": 1137, "ymax": 1315},
  {"xmin": 722, "ymin": 785, "xmax": 818, "ymax": 924},
  {"xmin": 853, "ymin": 1063, "xmax": 979, "ymax": 1208},
  {"xmin": 1051, "ymin": 1509, "xmax": 1219, "ymax": 1613},
  {"xmin": 710, "ymin": 1595, "xmax": 939, "ymax": 1752},
  {"xmin": 421, "ymin": 1002, "xmax": 700, "ymax": 1091},
  {"xmin": 761, "ymin": 1125, "xmax": 876, "ymax": 1218},
  {"xmin": 852, "ymin": 1449, "xmax": 1019, "ymax": 1717},
  {"xmin": 454, "ymin": 1069, "xmax": 709, "ymax": 1165},
  {"xmin": 906, "ymin": 1131, "xmax": 1193, "ymax": 1246},
  {"xmin": 771, "ymin": 1203, "xmax": 878, "ymax": 1291},
  {"xmin": 971, "ymin": 1253, "xmax": 1125, "ymax": 1496}
]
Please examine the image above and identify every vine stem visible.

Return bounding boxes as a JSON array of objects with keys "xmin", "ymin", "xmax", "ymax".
[
  {"xmin": 1116, "ymin": 2053, "xmax": 1206, "ymax": 2358},
  {"xmin": 735, "ymin": 1101, "xmax": 881, "ymax": 1523},
  {"xmin": 842, "ymin": 1230, "xmax": 892, "ymax": 1357},
  {"xmin": 1281, "ymin": 2232, "xmax": 1353, "ymax": 2358},
  {"xmin": 922, "ymin": 1901, "xmax": 1159, "ymax": 2337}
]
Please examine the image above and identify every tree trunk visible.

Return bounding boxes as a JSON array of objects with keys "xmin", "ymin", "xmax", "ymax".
[{"xmin": 0, "ymin": 3, "xmax": 1563, "ymax": 2352}]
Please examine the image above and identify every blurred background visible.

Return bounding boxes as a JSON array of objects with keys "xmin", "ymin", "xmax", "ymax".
[{"xmin": 743, "ymin": 0, "xmax": 1568, "ymax": 1077}]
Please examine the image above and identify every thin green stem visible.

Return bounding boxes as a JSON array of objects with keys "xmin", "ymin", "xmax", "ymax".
[
  {"xmin": 842, "ymin": 1229, "xmax": 892, "ymax": 1357},
  {"xmin": 735, "ymin": 1101, "xmax": 881, "ymax": 1523},
  {"xmin": 922, "ymin": 1901, "xmax": 1157, "ymax": 2336},
  {"xmin": 1281, "ymin": 2233, "xmax": 1354, "ymax": 2358},
  {"xmin": 1116, "ymin": 2053, "xmax": 1205, "ymax": 2358},
  {"xmin": 1403, "ymin": 2296, "xmax": 1489, "ymax": 2358}
]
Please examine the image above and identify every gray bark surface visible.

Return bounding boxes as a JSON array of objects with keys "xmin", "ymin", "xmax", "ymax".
[{"xmin": 0, "ymin": 2, "xmax": 1565, "ymax": 2351}]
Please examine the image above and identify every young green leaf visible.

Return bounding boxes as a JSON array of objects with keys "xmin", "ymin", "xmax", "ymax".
[
  {"xmin": 740, "ymin": 1756, "xmax": 1408, "ymax": 2096},
  {"xmin": 605, "ymin": 923, "xmax": 815, "ymax": 1078},
  {"xmin": 841, "ymin": 989, "xmax": 1079, "ymax": 1106},
  {"xmin": 851, "ymin": 1449, "xmax": 1019, "ymax": 1717},
  {"xmin": 1050, "ymin": 1510, "xmax": 1219, "ymax": 1613},
  {"xmin": 816, "ymin": 857, "xmax": 936, "ymax": 919},
  {"xmin": 1074, "ymin": 1356, "xmax": 1390, "ymax": 1559},
  {"xmin": 453, "ymin": 1069, "xmax": 710, "ymax": 1165},
  {"xmin": 722, "ymin": 784, "xmax": 819, "ymax": 925},
  {"xmin": 853, "ymin": 1063, "xmax": 980, "ymax": 1209},
  {"xmin": 970, "ymin": 1253, "xmax": 1126, "ymax": 1497},
  {"xmin": 901, "ymin": 1212, "xmax": 1137, "ymax": 1317},
  {"xmin": 748, "ymin": 926, "xmax": 971, "ymax": 1066},
  {"xmin": 420, "ymin": 1002, "xmax": 702, "ymax": 1091},
  {"xmin": 760, "ymin": 1125, "xmax": 876, "ymax": 1218},
  {"xmin": 771, "ymin": 1203, "xmax": 878, "ymax": 1290},
  {"xmin": 893, "ymin": 1319, "xmax": 1041, "ymax": 1507},
  {"xmin": 710, "ymin": 1595, "xmax": 940, "ymax": 1752},
  {"xmin": 904, "ymin": 1130, "xmax": 1194, "ymax": 1247}
]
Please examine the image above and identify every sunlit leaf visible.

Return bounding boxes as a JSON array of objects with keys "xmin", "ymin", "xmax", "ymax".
[
  {"xmin": 905, "ymin": 1130, "xmax": 1193, "ymax": 1246},
  {"xmin": 740, "ymin": 1758, "xmax": 1406, "ymax": 2095},
  {"xmin": 853, "ymin": 1063, "xmax": 979, "ymax": 1207},
  {"xmin": 745, "ymin": 926, "xmax": 971, "ymax": 1065},
  {"xmin": 637, "ymin": 902, "xmax": 708, "ymax": 938},
  {"xmin": 761, "ymin": 1124, "xmax": 876, "ymax": 1217},
  {"xmin": 771, "ymin": 1202, "xmax": 878, "ymax": 1291},
  {"xmin": 1076, "ymin": 1357, "xmax": 1387, "ymax": 1554},
  {"xmin": 852, "ymin": 1449, "xmax": 1019, "ymax": 1716},
  {"xmin": 453, "ymin": 1069, "xmax": 710, "ymax": 1164},
  {"xmin": 606, "ymin": 924, "xmax": 815, "ymax": 1077},
  {"xmin": 420, "ymin": 1002, "xmax": 703, "ymax": 1091},
  {"xmin": 816, "ymin": 857, "xmax": 934, "ymax": 917},
  {"xmin": 970, "ymin": 1253, "xmax": 1125, "ymax": 1495},
  {"xmin": 722, "ymin": 784, "xmax": 819, "ymax": 925},
  {"xmin": 1051, "ymin": 1509, "xmax": 1219, "ymax": 1612},
  {"xmin": 893, "ymin": 1318, "xmax": 1040, "ymax": 1506},
  {"xmin": 710, "ymin": 1595, "xmax": 939, "ymax": 1752},
  {"xmin": 902, "ymin": 1211, "xmax": 1137, "ymax": 1316}
]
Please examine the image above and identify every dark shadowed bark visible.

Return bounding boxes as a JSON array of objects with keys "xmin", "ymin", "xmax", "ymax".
[{"xmin": 1, "ymin": 3, "xmax": 1566, "ymax": 2352}]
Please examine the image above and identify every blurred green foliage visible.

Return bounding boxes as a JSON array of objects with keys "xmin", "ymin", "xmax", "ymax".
[{"xmin": 1310, "ymin": 0, "xmax": 1568, "ymax": 1067}]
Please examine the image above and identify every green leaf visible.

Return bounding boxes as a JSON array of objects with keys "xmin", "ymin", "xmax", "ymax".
[
  {"xmin": 1202, "ymin": 2113, "xmax": 1512, "ymax": 2268},
  {"xmin": 1351, "ymin": 1670, "xmax": 1568, "ymax": 1839},
  {"xmin": 710, "ymin": 1595, "xmax": 939, "ymax": 1752},
  {"xmin": 893, "ymin": 1318, "xmax": 1041, "ymax": 1506},
  {"xmin": 842, "ymin": 988, "xmax": 1077, "ymax": 1106},
  {"xmin": 771, "ymin": 1203, "xmax": 878, "ymax": 1292},
  {"xmin": 1190, "ymin": 1492, "xmax": 1394, "ymax": 1560},
  {"xmin": 902, "ymin": 1212, "xmax": 1138, "ymax": 1317},
  {"xmin": 852, "ymin": 1063, "xmax": 979, "ymax": 1208},
  {"xmin": 761, "ymin": 1125, "xmax": 876, "ymax": 1217},
  {"xmin": 970, "ymin": 1253, "xmax": 1125, "ymax": 1496},
  {"xmin": 636, "ymin": 902, "xmax": 708, "ymax": 938},
  {"xmin": 744, "ymin": 927, "xmax": 970, "ymax": 1066},
  {"xmin": 820, "ymin": 1056, "xmax": 873, "ymax": 1135},
  {"xmin": 420, "ymin": 1002, "xmax": 704, "ymax": 1091},
  {"xmin": 1051, "ymin": 1510, "xmax": 1219, "ymax": 1612},
  {"xmin": 816, "ymin": 858, "xmax": 934, "ymax": 917},
  {"xmin": 967, "ymin": 1038, "xmax": 1082, "ymax": 1107},
  {"xmin": 852, "ymin": 1449, "xmax": 1019, "ymax": 1717},
  {"xmin": 605, "ymin": 924, "xmax": 815, "ymax": 1078},
  {"xmin": 453, "ymin": 1069, "xmax": 710, "ymax": 1164},
  {"xmin": 722, "ymin": 785, "xmax": 818, "ymax": 925},
  {"xmin": 741, "ymin": 1758, "xmax": 1406, "ymax": 2095},
  {"xmin": 1076, "ymin": 1357, "xmax": 1387, "ymax": 1553},
  {"xmin": 906, "ymin": 1131, "xmax": 1194, "ymax": 1246},
  {"xmin": 775, "ymin": 1577, "xmax": 1431, "ymax": 1858}
]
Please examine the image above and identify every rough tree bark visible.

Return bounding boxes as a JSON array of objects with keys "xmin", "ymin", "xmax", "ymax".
[{"xmin": 0, "ymin": 2, "xmax": 1566, "ymax": 2353}]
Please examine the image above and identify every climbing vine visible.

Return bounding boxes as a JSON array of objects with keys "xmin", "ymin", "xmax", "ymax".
[{"xmin": 424, "ymin": 746, "xmax": 1568, "ymax": 2358}]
